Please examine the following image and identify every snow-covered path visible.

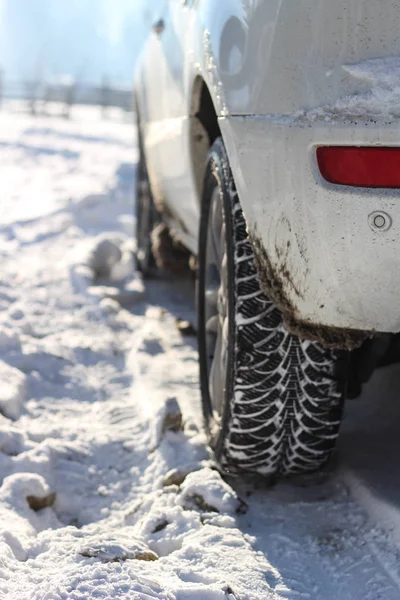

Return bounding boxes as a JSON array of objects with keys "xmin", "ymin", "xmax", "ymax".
[{"xmin": 0, "ymin": 107, "xmax": 400, "ymax": 600}]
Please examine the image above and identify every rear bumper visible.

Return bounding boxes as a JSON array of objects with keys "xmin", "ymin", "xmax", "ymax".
[{"xmin": 220, "ymin": 114, "xmax": 400, "ymax": 340}]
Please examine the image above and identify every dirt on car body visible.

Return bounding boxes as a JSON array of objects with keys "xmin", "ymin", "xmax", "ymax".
[{"xmin": 249, "ymin": 231, "xmax": 370, "ymax": 351}]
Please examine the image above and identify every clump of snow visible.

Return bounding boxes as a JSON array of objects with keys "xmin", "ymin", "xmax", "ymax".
[
  {"xmin": 138, "ymin": 502, "xmax": 203, "ymax": 557},
  {"xmin": 86, "ymin": 233, "xmax": 123, "ymax": 278},
  {"xmin": 162, "ymin": 462, "xmax": 204, "ymax": 487},
  {"xmin": 161, "ymin": 396, "xmax": 183, "ymax": 434},
  {"xmin": 79, "ymin": 531, "xmax": 158, "ymax": 562},
  {"xmin": 0, "ymin": 473, "xmax": 58, "ymax": 541},
  {"xmin": 72, "ymin": 231, "xmax": 143, "ymax": 310},
  {"xmin": 0, "ymin": 473, "xmax": 51, "ymax": 512},
  {"xmin": 86, "ymin": 232, "xmax": 135, "ymax": 283},
  {"xmin": 99, "ymin": 296, "xmax": 121, "ymax": 315},
  {"xmin": 149, "ymin": 394, "xmax": 184, "ymax": 449},
  {"xmin": 178, "ymin": 467, "xmax": 248, "ymax": 515},
  {"xmin": 0, "ymin": 360, "xmax": 27, "ymax": 420}
]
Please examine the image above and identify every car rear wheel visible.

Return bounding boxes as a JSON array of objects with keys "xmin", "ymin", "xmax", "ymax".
[{"xmin": 197, "ymin": 138, "xmax": 345, "ymax": 477}]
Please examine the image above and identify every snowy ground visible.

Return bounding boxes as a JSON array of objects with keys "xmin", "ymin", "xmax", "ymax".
[{"xmin": 0, "ymin": 106, "xmax": 400, "ymax": 600}]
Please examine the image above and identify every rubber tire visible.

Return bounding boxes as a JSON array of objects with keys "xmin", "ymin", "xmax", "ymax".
[{"xmin": 197, "ymin": 138, "xmax": 344, "ymax": 477}]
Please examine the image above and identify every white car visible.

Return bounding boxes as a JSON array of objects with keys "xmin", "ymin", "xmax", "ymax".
[{"xmin": 134, "ymin": 0, "xmax": 400, "ymax": 479}]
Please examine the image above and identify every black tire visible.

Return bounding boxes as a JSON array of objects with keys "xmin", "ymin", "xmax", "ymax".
[
  {"xmin": 197, "ymin": 138, "xmax": 345, "ymax": 477},
  {"xmin": 135, "ymin": 119, "xmax": 157, "ymax": 277}
]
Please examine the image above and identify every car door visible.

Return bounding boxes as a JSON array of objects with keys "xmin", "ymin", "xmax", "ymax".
[
  {"xmin": 138, "ymin": 0, "xmax": 168, "ymax": 200},
  {"xmin": 146, "ymin": 0, "xmax": 199, "ymax": 248},
  {"xmin": 139, "ymin": 0, "xmax": 167, "ymax": 126}
]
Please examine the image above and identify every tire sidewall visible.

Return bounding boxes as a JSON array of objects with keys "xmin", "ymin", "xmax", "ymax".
[{"xmin": 197, "ymin": 138, "xmax": 236, "ymax": 461}]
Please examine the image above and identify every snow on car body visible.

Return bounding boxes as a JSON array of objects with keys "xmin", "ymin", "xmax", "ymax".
[{"xmin": 134, "ymin": 0, "xmax": 400, "ymax": 478}]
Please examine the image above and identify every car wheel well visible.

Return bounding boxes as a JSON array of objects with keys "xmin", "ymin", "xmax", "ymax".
[
  {"xmin": 196, "ymin": 83, "xmax": 221, "ymax": 144},
  {"xmin": 190, "ymin": 79, "xmax": 221, "ymax": 201}
]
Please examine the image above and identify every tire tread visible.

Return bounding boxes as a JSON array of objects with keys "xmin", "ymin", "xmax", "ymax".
[{"xmin": 200, "ymin": 139, "xmax": 344, "ymax": 477}]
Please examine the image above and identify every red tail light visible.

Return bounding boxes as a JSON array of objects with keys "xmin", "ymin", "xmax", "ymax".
[{"xmin": 316, "ymin": 146, "xmax": 400, "ymax": 188}]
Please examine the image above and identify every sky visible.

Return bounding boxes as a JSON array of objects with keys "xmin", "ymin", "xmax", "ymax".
[{"xmin": 0, "ymin": 0, "xmax": 159, "ymax": 85}]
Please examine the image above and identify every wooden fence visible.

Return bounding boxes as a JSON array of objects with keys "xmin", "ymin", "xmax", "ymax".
[{"xmin": 0, "ymin": 74, "xmax": 133, "ymax": 118}]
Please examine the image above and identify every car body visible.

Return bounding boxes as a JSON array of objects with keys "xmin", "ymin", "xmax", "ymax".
[{"xmin": 135, "ymin": 0, "xmax": 400, "ymax": 348}]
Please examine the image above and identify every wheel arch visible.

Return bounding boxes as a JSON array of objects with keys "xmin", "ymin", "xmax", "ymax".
[{"xmin": 189, "ymin": 76, "xmax": 221, "ymax": 202}]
